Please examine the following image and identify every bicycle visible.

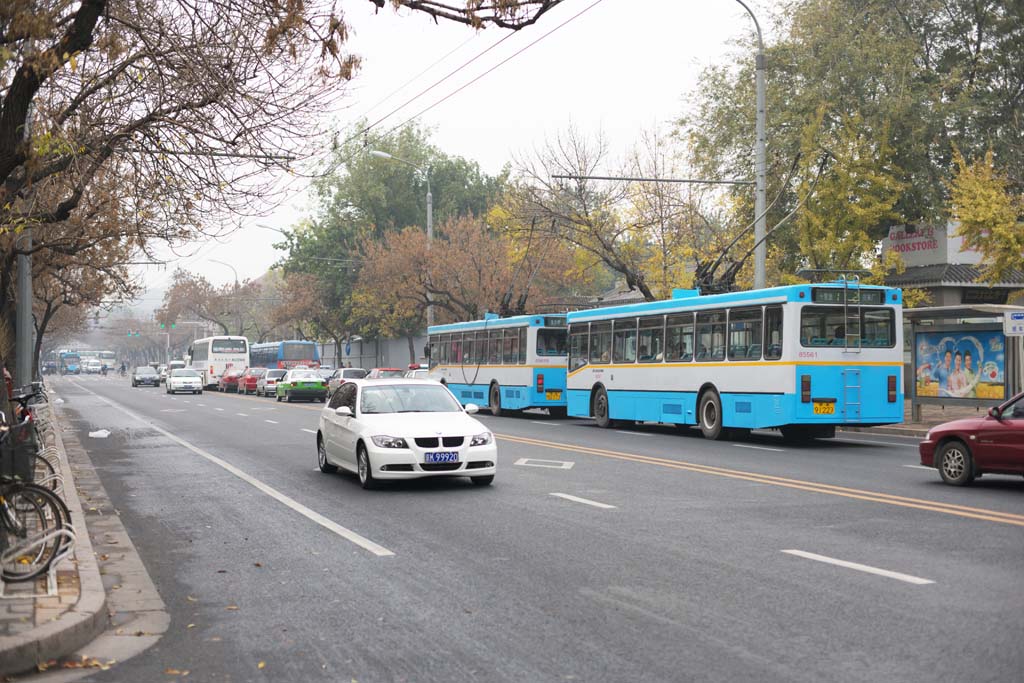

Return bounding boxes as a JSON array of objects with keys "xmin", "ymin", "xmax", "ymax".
[{"xmin": 0, "ymin": 399, "xmax": 74, "ymax": 582}]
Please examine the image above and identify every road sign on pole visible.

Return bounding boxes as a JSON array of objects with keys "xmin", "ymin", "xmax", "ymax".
[{"xmin": 1004, "ymin": 311, "xmax": 1024, "ymax": 336}]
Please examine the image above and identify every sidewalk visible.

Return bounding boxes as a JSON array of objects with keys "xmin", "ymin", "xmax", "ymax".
[
  {"xmin": 841, "ymin": 398, "xmax": 990, "ymax": 438},
  {"xmin": 0, "ymin": 402, "xmax": 108, "ymax": 676}
]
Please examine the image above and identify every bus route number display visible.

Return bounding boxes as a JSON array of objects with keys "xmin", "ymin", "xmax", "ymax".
[{"xmin": 811, "ymin": 288, "xmax": 884, "ymax": 305}]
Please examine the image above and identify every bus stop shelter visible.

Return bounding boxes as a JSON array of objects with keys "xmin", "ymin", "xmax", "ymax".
[{"xmin": 905, "ymin": 304, "xmax": 1024, "ymax": 421}]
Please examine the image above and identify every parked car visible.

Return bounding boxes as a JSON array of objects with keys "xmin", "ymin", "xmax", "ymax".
[
  {"xmin": 317, "ymin": 368, "xmax": 334, "ymax": 381},
  {"xmin": 327, "ymin": 367, "xmax": 368, "ymax": 395},
  {"xmin": 84, "ymin": 360, "xmax": 103, "ymax": 374},
  {"xmin": 131, "ymin": 366, "xmax": 160, "ymax": 387},
  {"xmin": 217, "ymin": 368, "xmax": 244, "ymax": 392},
  {"xmin": 404, "ymin": 368, "xmax": 430, "ymax": 379},
  {"xmin": 257, "ymin": 369, "xmax": 287, "ymax": 397},
  {"xmin": 919, "ymin": 390, "xmax": 1024, "ymax": 486},
  {"xmin": 365, "ymin": 367, "xmax": 405, "ymax": 379},
  {"xmin": 316, "ymin": 379, "xmax": 495, "ymax": 489},
  {"xmin": 276, "ymin": 369, "xmax": 328, "ymax": 403},
  {"xmin": 166, "ymin": 369, "xmax": 203, "ymax": 395},
  {"xmin": 237, "ymin": 367, "xmax": 266, "ymax": 395}
]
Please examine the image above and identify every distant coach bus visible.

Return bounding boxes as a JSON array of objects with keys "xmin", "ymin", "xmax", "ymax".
[{"xmin": 188, "ymin": 336, "xmax": 249, "ymax": 387}]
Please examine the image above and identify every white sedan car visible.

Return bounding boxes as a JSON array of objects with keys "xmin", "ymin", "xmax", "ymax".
[
  {"xmin": 317, "ymin": 379, "xmax": 496, "ymax": 489},
  {"xmin": 166, "ymin": 369, "xmax": 204, "ymax": 394}
]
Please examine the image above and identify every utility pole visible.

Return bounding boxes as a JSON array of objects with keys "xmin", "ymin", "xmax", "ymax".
[
  {"xmin": 735, "ymin": 0, "xmax": 768, "ymax": 289},
  {"xmin": 15, "ymin": 51, "xmax": 36, "ymax": 385}
]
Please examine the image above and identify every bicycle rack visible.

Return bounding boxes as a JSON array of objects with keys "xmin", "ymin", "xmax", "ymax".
[
  {"xmin": 0, "ymin": 527, "xmax": 77, "ymax": 598},
  {"xmin": 35, "ymin": 473, "xmax": 65, "ymax": 498}
]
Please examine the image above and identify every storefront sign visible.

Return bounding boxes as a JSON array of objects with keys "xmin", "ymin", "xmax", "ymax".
[
  {"xmin": 882, "ymin": 223, "xmax": 982, "ymax": 268},
  {"xmin": 914, "ymin": 330, "xmax": 1005, "ymax": 400}
]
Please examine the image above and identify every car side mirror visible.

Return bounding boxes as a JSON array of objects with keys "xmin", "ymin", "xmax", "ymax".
[
  {"xmin": 988, "ymin": 406, "xmax": 1001, "ymax": 419},
  {"xmin": 464, "ymin": 403, "xmax": 479, "ymax": 415},
  {"xmin": 335, "ymin": 406, "xmax": 353, "ymax": 417}
]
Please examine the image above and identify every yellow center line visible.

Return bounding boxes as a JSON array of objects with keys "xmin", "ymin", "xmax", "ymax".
[{"xmin": 496, "ymin": 433, "xmax": 1024, "ymax": 527}]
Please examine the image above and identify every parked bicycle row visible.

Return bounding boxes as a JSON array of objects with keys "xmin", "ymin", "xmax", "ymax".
[{"xmin": 0, "ymin": 381, "xmax": 76, "ymax": 584}]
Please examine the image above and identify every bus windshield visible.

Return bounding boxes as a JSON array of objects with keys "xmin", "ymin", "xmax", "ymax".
[{"xmin": 212, "ymin": 339, "xmax": 247, "ymax": 353}]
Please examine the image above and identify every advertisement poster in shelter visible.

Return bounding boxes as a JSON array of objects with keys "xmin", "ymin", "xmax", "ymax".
[{"xmin": 915, "ymin": 330, "xmax": 1005, "ymax": 401}]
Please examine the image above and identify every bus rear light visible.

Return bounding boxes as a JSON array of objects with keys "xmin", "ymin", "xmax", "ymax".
[
  {"xmin": 888, "ymin": 375, "xmax": 897, "ymax": 402},
  {"xmin": 801, "ymin": 375, "xmax": 811, "ymax": 403},
  {"xmin": 536, "ymin": 374, "xmax": 544, "ymax": 392}
]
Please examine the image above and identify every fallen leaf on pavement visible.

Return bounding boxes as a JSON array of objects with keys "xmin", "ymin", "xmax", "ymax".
[
  {"xmin": 225, "ymin": 605, "xmax": 239, "ymax": 611},
  {"xmin": 258, "ymin": 661, "xmax": 266, "ymax": 669}
]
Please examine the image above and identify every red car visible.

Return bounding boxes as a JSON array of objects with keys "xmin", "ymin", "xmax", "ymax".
[
  {"xmin": 237, "ymin": 367, "xmax": 266, "ymax": 395},
  {"xmin": 217, "ymin": 368, "xmax": 244, "ymax": 392},
  {"xmin": 365, "ymin": 367, "xmax": 405, "ymax": 379},
  {"xmin": 919, "ymin": 391, "xmax": 1024, "ymax": 486}
]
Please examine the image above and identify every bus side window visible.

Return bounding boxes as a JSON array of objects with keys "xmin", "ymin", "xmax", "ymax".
[
  {"xmin": 488, "ymin": 330, "xmax": 502, "ymax": 364},
  {"xmin": 638, "ymin": 316, "xmax": 663, "ymax": 362},
  {"xmin": 612, "ymin": 319, "xmax": 638, "ymax": 363},
  {"xmin": 764, "ymin": 306, "xmax": 783, "ymax": 359},
  {"xmin": 590, "ymin": 322, "xmax": 612, "ymax": 364},
  {"xmin": 569, "ymin": 324, "xmax": 589, "ymax": 371},
  {"xmin": 666, "ymin": 313, "xmax": 694, "ymax": 362}
]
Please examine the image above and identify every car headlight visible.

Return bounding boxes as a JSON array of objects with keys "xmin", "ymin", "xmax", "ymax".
[
  {"xmin": 470, "ymin": 432, "xmax": 492, "ymax": 446},
  {"xmin": 925, "ymin": 430, "xmax": 932, "ymax": 442},
  {"xmin": 371, "ymin": 435, "xmax": 408, "ymax": 449}
]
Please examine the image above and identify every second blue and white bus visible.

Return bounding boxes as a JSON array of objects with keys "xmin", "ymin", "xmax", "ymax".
[
  {"xmin": 427, "ymin": 314, "xmax": 569, "ymax": 416},
  {"xmin": 565, "ymin": 282, "xmax": 904, "ymax": 440},
  {"xmin": 249, "ymin": 340, "xmax": 321, "ymax": 369}
]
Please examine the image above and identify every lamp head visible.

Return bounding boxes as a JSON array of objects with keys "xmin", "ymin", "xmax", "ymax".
[{"xmin": 368, "ymin": 150, "xmax": 392, "ymax": 160}]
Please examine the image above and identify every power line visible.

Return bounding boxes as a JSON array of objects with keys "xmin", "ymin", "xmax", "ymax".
[{"xmin": 381, "ymin": 0, "xmax": 607, "ymax": 137}]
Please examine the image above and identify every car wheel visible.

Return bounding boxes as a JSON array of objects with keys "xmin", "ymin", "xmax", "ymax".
[
  {"xmin": 488, "ymin": 383, "xmax": 503, "ymax": 416},
  {"xmin": 318, "ymin": 436, "xmax": 337, "ymax": 474},
  {"xmin": 276, "ymin": 392, "xmax": 282, "ymax": 402},
  {"xmin": 698, "ymin": 390, "xmax": 724, "ymax": 440},
  {"xmin": 470, "ymin": 475, "xmax": 494, "ymax": 486},
  {"xmin": 285, "ymin": 391, "xmax": 293, "ymax": 403},
  {"xmin": 938, "ymin": 440, "xmax": 974, "ymax": 486},
  {"xmin": 593, "ymin": 386, "xmax": 612, "ymax": 428},
  {"xmin": 357, "ymin": 444, "xmax": 376, "ymax": 489}
]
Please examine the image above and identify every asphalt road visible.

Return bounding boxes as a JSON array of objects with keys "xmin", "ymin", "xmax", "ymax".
[{"xmin": 51, "ymin": 374, "xmax": 1024, "ymax": 682}]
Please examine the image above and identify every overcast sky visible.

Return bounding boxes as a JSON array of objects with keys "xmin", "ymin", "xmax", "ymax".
[{"xmin": 134, "ymin": 0, "xmax": 780, "ymax": 309}]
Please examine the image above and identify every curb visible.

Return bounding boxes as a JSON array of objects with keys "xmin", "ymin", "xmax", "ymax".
[
  {"xmin": 0, "ymin": 404, "xmax": 109, "ymax": 675},
  {"xmin": 839, "ymin": 425, "xmax": 928, "ymax": 438}
]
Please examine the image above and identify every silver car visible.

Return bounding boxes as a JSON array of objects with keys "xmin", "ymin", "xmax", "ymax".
[{"xmin": 257, "ymin": 369, "xmax": 287, "ymax": 397}]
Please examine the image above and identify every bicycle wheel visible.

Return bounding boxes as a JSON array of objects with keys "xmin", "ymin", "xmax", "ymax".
[
  {"xmin": 0, "ymin": 486, "xmax": 63, "ymax": 582},
  {"xmin": 29, "ymin": 454, "xmax": 58, "ymax": 490}
]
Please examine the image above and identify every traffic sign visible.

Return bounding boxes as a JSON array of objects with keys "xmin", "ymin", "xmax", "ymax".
[{"xmin": 1004, "ymin": 311, "xmax": 1024, "ymax": 337}]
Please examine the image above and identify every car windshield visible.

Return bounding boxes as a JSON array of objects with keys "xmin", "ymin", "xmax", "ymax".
[
  {"xmin": 171, "ymin": 369, "xmax": 200, "ymax": 377},
  {"xmin": 290, "ymin": 371, "xmax": 319, "ymax": 380},
  {"xmin": 267, "ymin": 370, "xmax": 286, "ymax": 379},
  {"xmin": 374, "ymin": 369, "xmax": 405, "ymax": 378},
  {"xmin": 343, "ymin": 368, "xmax": 368, "ymax": 378},
  {"xmin": 136, "ymin": 367, "xmax": 157, "ymax": 375},
  {"xmin": 360, "ymin": 384, "xmax": 462, "ymax": 414}
]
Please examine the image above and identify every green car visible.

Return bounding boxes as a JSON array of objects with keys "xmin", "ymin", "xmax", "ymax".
[{"xmin": 276, "ymin": 369, "xmax": 329, "ymax": 403}]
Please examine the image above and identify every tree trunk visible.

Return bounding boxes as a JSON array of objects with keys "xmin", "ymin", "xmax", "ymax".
[
  {"xmin": 32, "ymin": 301, "xmax": 58, "ymax": 382},
  {"xmin": 407, "ymin": 335, "xmax": 415, "ymax": 365}
]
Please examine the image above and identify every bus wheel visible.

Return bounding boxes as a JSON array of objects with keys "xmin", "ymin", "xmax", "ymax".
[
  {"xmin": 593, "ymin": 387, "xmax": 612, "ymax": 428},
  {"xmin": 489, "ymin": 383, "xmax": 503, "ymax": 416},
  {"xmin": 698, "ymin": 390, "xmax": 724, "ymax": 440}
]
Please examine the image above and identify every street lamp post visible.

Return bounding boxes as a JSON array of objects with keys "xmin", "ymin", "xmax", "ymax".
[
  {"xmin": 209, "ymin": 259, "xmax": 241, "ymax": 336},
  {"xmin": 734, "ymin": 0, "xmax": 767, "ymax": 289},
  {"xmin": 369, "ymin": 150, "xmax": 433, "ymax": 327}
]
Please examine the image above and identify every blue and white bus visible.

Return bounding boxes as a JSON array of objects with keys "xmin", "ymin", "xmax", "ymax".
[
  {"xmin": 428, "ymin": 314, "xmax": 569, "ymax": 416},
  {"xmin": 249, "ymin": 340, "xmax": 321, "ymax": 369},
  {"xmin": 565, "ymin": 282, "xmax": 904, "ymax": 440}
]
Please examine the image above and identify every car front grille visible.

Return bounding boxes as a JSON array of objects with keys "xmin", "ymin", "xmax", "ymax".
[
  {"xmin": 413, "ymin": 436, "xmax": 464, "ymax": 448},
  {"xmin": 420, "ymin": 462, "xmax": 462, "ymax": 472}
]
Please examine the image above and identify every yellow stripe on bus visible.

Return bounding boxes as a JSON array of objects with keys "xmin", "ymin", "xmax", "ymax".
[{"xmin": 566, "ymin": 360, "xmax": 902, "ymax": 379}]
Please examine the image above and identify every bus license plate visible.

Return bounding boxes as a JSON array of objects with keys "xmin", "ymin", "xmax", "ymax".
[
  {"xmin": 545, "ymin": 390, "xmax": 562, "ymax": 400},
  {"xmin": 813, "ymin": 401, "xmax": 835, "ymax": 415},
  {"xmin": 425, "ymin": 451, "xmax": 459, "ymax": 463}
]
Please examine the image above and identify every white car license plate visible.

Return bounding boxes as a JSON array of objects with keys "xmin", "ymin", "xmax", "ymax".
[{"xmin": 425, "ymin": 451, "xmax": 459, "ymax": 463}]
